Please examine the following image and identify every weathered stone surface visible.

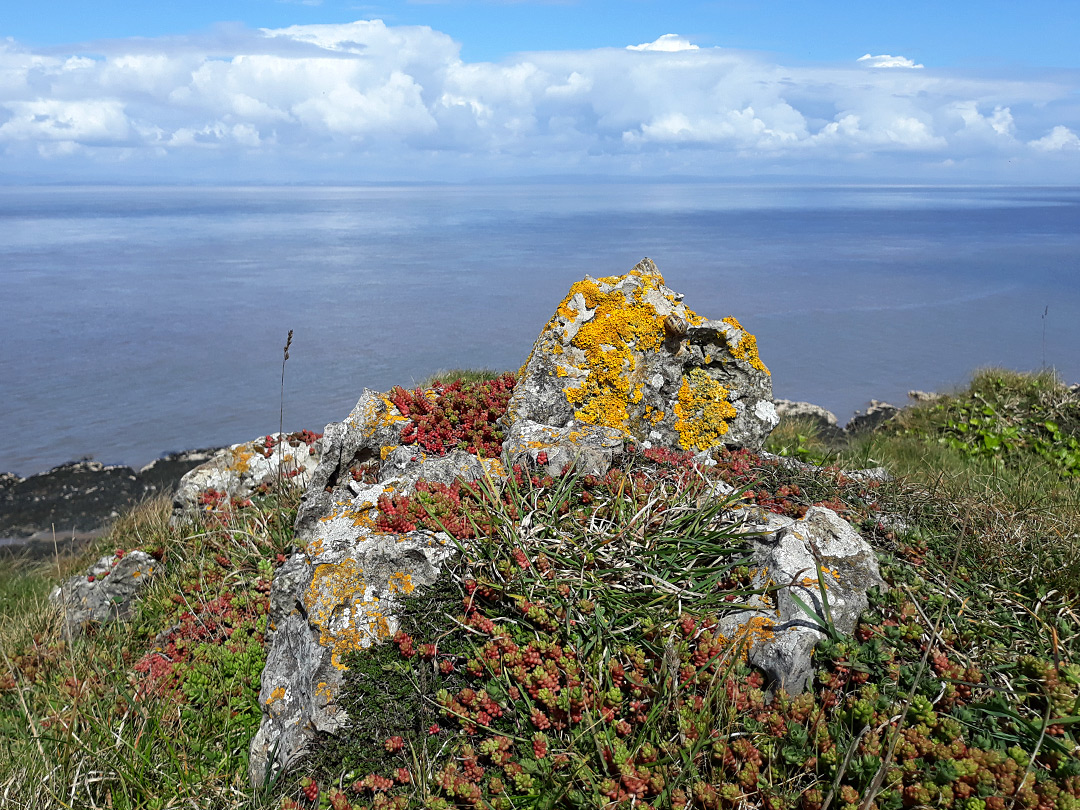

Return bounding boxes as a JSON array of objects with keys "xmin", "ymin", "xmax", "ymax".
[
  {"xmin": 773, "ymin": 399, "xmax": 839, "ymax": 428},
  {"xmin": 171, "ymin": 432, "xmax": 324, "ymax": 526},
  {"xmin": 378, "ymin": 447, "xmax": 497, "ymax": 492},
  {"xmin": 248, "ymin": 478, "xmax": 457, "ymax": 785},
  {"xmin": 502, "ymin": 419, "xmax": 626, "ymax": 477},
  {"xmin": 846, "ymin": 400, "xmax": 899, "ymax": 433},
  {"xmin": 293, "ymin": 390, "xmax": 410, "ymax": 538},
  {"xmin": 506, "ymin": 258, "xmax": 778, "ymax": 457},
  {"xmin": 49, "ymin": 550, "xmax": 159, "ymax": 636},
  {"xmin": 251, "ymin": 389, "xmax": 485, "ymax": 785},
  {"xmin": 907, "ymin": 390, "xmax": 943, "ymax": 403},
  {"xmin": 720, "ymin": 506, "xmax": 886, "ymax": 694}
]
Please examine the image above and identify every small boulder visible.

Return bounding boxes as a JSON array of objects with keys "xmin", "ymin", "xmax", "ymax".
[
  {"xmin": 50, "ymin": 550, "xmax": 159, "ymax": 636},
  {"xmin": 502, "ymin": 419, "xmax": 626, "ymax": 478},
  {"xmin": 773, "ymin": 399, "xmax": 838, "ymax": 428},
  {"xmin": 846, "ymin": 400, "xmax": 899, "ymax": 433},
  {"xmin": 506, "ymin": 258, "xmax": 778, "ymax": 473},
  {"xmin": 724, "ymin": 506, "xmax": 886, "ymax": 693},
  {"xmin": 249, "ymin": 481, "xmax": 457, "ymax": 786},
  {"xmin": 171, "ymin": 431, "xmax": 324, "ymax": 526}
]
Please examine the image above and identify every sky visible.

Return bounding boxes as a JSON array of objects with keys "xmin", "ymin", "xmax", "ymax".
[{"xmin": 1, "ymin": 0, "xmax": 1079, "ymax": 183}]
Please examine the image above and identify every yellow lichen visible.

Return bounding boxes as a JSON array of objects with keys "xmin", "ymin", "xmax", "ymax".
[
  {"xmin": 388, "ymin": 572, "xmax": 415, "ymax": 595},
  {"xmin": 380, "ymin": 445, "xmax": 397, "ymax": 461},
  {"xmin": 228, "ymin": 445, "xmax": 255, "ymax": 475},
  {"xmin": 673, "ymin": 368, "xmax": 738, "ymax": 451},
  {"xmin": 267, "ymin": 686, "xmax": 286, "ymax": 705},
  {"xmin": 315, "ymin": 681, "xmax": 333, "ymax": 700},
  {"xmin": 305, "ymin": 559, "xmax": 395, "ymax": 670},
  {"xmin": 561, "ymin": 274, "xmax": 668, "ymax": 433},
  {"xmin": 723, "ymin": 317, "xmax": 770, "ymax": 375}
]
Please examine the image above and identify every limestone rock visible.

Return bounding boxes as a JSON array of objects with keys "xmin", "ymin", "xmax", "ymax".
[
  {"xmin": 846, "ymin": 400, "xmax": 899, "ymax": 433},
  {"xmin": 293, "ymin": 390, "xmax": 410, "ymax": 538},
  {"xmin": 773, "ymin": 399, "xmax": 839, "ymax": 428},
  {"xmin": 49, "ymin": 550, "xmax": 159, "ymax": 636},
  {"xmin": 378, "ymin": 447, "xmax": 497, "ymax": 492},
  {"xmin": 506, "ymin": 258, "xmax": 778, "ymax": 464},
  {"xmin": 722, "ymin": 506, "xmax": 886, "ymax": 694},
  {"xmin": 502, "ymin": 419, "xmax": 626, "ymax": 478},
  {"xmin": 251, "ymin": 389, "xmax": 482, "ymax": 785},
  {"xmin": 907, "ymin": 390, "xmax": 943, "ymax": 403},
  {"xmin": 172, "ymin": 432, "xmax": 324, "ymax": 526},
  {"xmin": 248, "ymin": 478, "xmax": 457, "ymax": 786}
]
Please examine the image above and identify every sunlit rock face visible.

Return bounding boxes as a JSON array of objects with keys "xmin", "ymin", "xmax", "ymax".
[{"xmin": 505, "ymin": 258, "xmax": 778, "ymax": 474}]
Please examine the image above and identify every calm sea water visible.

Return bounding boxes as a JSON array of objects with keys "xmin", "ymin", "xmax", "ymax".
[{"xmin": 2, "ymin": 184, "xmax": 1078, "ymax": 477}]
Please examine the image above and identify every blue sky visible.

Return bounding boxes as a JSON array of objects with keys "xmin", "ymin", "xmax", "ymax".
[{"xmin": 2, "ymin": 0, "xmax": 1079, "ymax": 183}]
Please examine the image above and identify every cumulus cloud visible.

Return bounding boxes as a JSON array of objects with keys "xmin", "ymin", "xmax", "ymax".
[
  {"xmin": 626, "ymin": 34, "xmax": 698, "ymax": 52},
  {"xmin": 1029, "ymin": 125, "xmax": 1080, "ymax": 151},
  {"xmin": 0, "ymin": 21, "xmax": 1076, "ymax": 180},
  {"xmin": 857, "ymin": 53, "xmax": 924, "ymax": 69}
]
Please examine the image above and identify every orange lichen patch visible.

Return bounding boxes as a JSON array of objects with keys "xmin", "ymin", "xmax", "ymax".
[
  {"xmin": 722, "ymin": 317, "xmax": 770, "ymax": 375},
  {"xmin": 562, "ymin": 276, "xmax": 668, "ymax": 433},
  {"xmin": 305, "ymin": 559, "xmax": 394, "ymax": 670},
  {"xmin": 557, "ymin": 299, "xmax": 578, "ymax": 320},
  {"xmin": 267, "ymin": 686, "xmax": 286, "ymax": 706},
  {"xmin": 715, "ymin": 616, "xmax": 777, "ymax": 663},
  {"xmin": 482, "ymin": 458, "xmax": 507, "ymax": 479},
  {"xmin": 380, "ymin": 445, "xmax": 398, "ymax": 461},
  {"xmin": 556, "ymin": 365, "xmax": 569, "ymax": 378},
  {"xmin": 315, "ymin": 681, "xmax": 334, "ymax": 701},
  {"xmin": 673, "ymin": 368, "xmax": 738, "ymax": 451},
  {"xmin": 388, "ymin": 572, "xmax": 415, "ymax": 595},
  {"xmin": 307, "ymin": 538, "xmax": 325, "ymax": 557},
  {"xmin": 228, "ymin": 445, "xmax": 255, "ymax": 475}
]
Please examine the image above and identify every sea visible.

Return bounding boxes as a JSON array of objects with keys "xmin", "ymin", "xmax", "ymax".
[{"xmin": 2, "ymin": 183, "xmax": 1078, "ymax": 478}]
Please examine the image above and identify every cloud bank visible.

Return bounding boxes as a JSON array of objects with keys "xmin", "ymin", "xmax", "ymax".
[{"xmin": 0, "ymin": 20, "xmax": 1077, "ymax": 181}]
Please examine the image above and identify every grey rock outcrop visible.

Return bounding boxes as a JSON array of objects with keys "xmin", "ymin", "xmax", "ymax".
[
  {"xmin": 723, "ymin": 506, "xmax": 886, "ymax": 693},
  {"xmin": 773, "ymin": 399, "xmax": 839, "ymax": 429},
  {"xmin": 49, "ymin": 550, "xmax": 160, "ymax": 636},
  {"xmin": 171, "ymin": 432, "xmax": 324, "ymax": 526},
  {"xmin": 502, "ymin": 419, "xmax": 626, "ymax": 477},
  {"xmin": 506, "ymin": 258, "xmax": 778, "ymax": 473},
  {"xmin": 846, "ymin": 400, "xmax": 900, "ymax": 433},
  {"xmin": 249, "ymin": 389, "xmax": 491, "ymax": 786}
]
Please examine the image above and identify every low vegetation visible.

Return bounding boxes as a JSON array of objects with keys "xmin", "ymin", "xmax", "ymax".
[{"xmin": 2, "ymin": 368, "xmax": 1079, "ymax": 809}]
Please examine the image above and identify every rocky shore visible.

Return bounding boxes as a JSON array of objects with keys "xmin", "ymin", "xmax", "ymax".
[{"xmin": 0, "ymin": 449, "xmax": 220, "ymax": 555}]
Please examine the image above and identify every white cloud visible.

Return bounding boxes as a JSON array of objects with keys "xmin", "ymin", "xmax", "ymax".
[
  {"xmin": 0, "ymin": 23, "xmax": 1076, "ymax": 181},
  {"xmin": 858, "ymin": 53, "xmax": 924, "ymax": 69},
  {"xmin": 626, "ymin": 34, "xmax": 698, "ymax": 53},
  {"xmin": 1029, "ymin": 125, "xmax": 1080, "ymax": 151}
]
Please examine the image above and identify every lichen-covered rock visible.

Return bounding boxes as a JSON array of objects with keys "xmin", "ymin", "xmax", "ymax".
[
  {"xmin": 507, "ymin": 258, "xmax": 777, "ymax": 462},
  {"xmin": 49, "ymin": 549, "xmax": 159, "ymax": 636},
  {"xmin": 378, "ymin": 446, "xmax": 498, "ymax": 491},
  {"xmin": 250, "ymin": 390, "xmax": 494, "ymax": 786},
  {"xmin": 720, "ymin": 506, "xmax": 886, "ymax": 694},
  {"xmin": 171, "ymin": 431, "xmax": 323, "ymax": 526},
  {"xmin": 248, "ymin": 476, "xmax": 457, "ymax": 786},
  {"xmin": 293, "ymin": 390, "xmax": 410, "ymax": 538},
  {"xmin": 502, "ymin": 419, "xmax": 626, "ymax": 477}
]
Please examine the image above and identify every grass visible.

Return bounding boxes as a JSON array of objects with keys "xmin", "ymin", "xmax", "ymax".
[{"xmin": 2, "ymin": 367, "xmax": 1079, "ymax": 809}]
